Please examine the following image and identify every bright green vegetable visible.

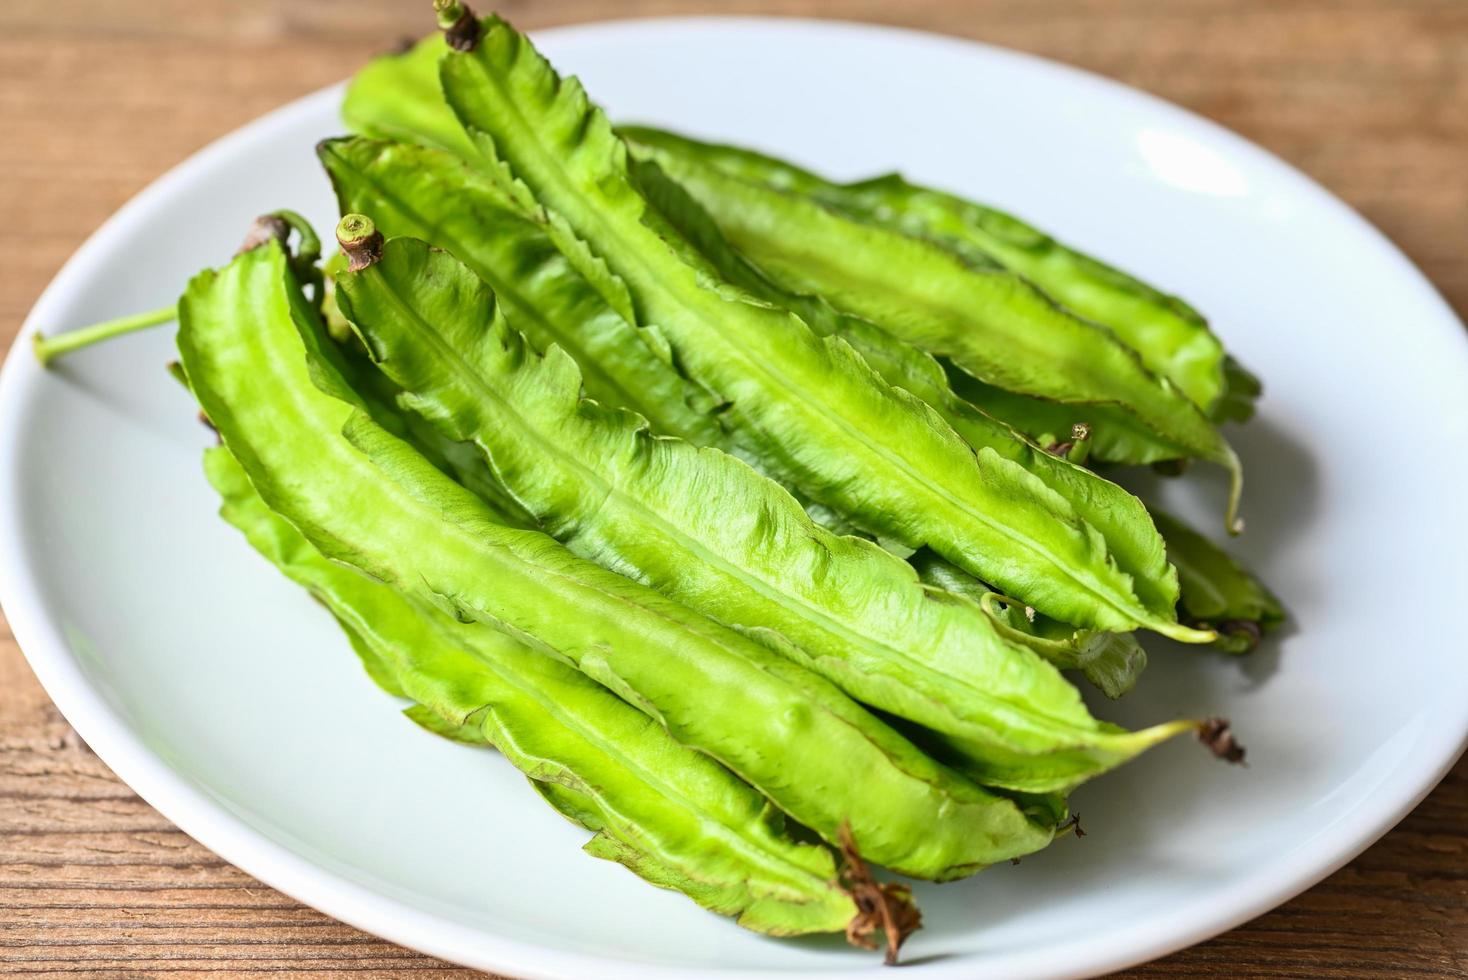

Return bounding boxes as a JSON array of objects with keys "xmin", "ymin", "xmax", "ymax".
[
  {"xmin": 1152, "ymin": 509, "xmax": 1285, "ymax": 653},
  {"xmin": 323, "ymin": 127, "xmax": 1170, "ymax": 689},
  {"xmin": 633, "ymin": 158, "xmax": 1180, "ymax": 620},
  {"xmin": 320, "ymin": 135, "xmax": 865, "ymax": 538},
  {"xmin": 335, "ymin": 27, "xmax": 1189, "ymax": 624},
  {"xmin": 204, "ymin": 446, "xmax": 872, "ymax": 939},
  {"xmin": 622, "ymin": 132, "xmax": 1245, "ymax": 531},
  {"xmin": 343, "ymin": 31, "xmax": 477, "ymax": 161},
  {"xmin": 337, "ymin": 24, "xmax": 1169, "ymax": 599},
  {"xmin": 337, "ymin": 232, "xmax": 1201, "ymax": 792},
  {"xmin": 178, "ymin": 236, "xmax": 1059, "ymax": 880},
  {"xmin": 911, "ymin": 550, "xmax": 1147, "ymax": 699},
  {"xmin": 321, "ymin": 123, "xmax": 1180, "ymax": 624},
  {"xmin": 318, "ymin": 137, "xmax": 721, "ymax": 447},
  {"xmin": 435, "ymin": 17, "xmax": 1211, "ymax": 640},
  {"xmin": 620, "ymin": 127, "xmax": 1256, "ymax": 419}
]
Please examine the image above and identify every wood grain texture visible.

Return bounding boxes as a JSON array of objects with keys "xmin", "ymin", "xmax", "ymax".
[{"xmin": 1, "ymin": 0, "xmax": 1465, "ymax": 976}]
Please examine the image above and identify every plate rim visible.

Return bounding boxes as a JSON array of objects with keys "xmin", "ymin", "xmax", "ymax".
[{"xmin": 2, "ymin": 15, "xmax": 1466, "ymax": 979}]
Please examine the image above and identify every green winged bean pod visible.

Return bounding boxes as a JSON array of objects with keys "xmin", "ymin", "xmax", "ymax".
[
  {"xmin": 911, "ymin": 550, "xmax": 1148, "ymax": 699},
  {"xmin": 203, "ymin": 445, "xmax": 865, "ymax": 939},
  {"xmin": 318, "ymin": 137, "xmax": 720, "ymax": 448},
  {"xmin": 319, "ymin": 136, "xmax": 874, "ymax": 537},
  {"xmin": 620, "ymin": 126, "xmax": 1260, "ymax": 421},
  {"xmin": 342, "ymin": 31, "xmax": 477, "ymax": 161},
  {"xmin": 632, "ymin": 158, "xmax": 1181, "ymax": 621},
  {"xmin": 320, "ymin": 133, "xmax": 1180, "ymax": 626},
  {"xmin": 335, "ymin": 30, "xmax": 1203, "ymax": 619},
  {"xmin": 178, "ymin": 236, "xmax": 1059, "ymax": 880},
  {"xmin": 434, "ymin": 17, "xmax": 1212, "ymax": 639},
  {"xmin": 1151, "ymin": 509, "xmax": 1286, "ymax": 653},
  {"xmin": 336, "ymin": 232, "xmax": 1205, "ymax": 793},
  {"xmin": 621, "ymin": 131, "xmax": 1246, "ymax": 532}
]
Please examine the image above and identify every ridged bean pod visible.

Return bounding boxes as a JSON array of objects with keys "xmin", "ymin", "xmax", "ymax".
[
  {"xmin": 321, "ymin": 133, "xmax": 1181, "ymax": 631},
  {"xmin": 620, "ymin": 130, "xmax": 1246, "ymax": 531},
  {"xmin": 911, "ymin": 549, "xmax": 1148, "ymax": 700},
  {"xmin": 342, "ymin": 31, "xmax": 478, "ymax": 161},
  {"xmin": 336, "ymin": 232, "xmax": 1202, "ymax": 793},
  {"xmin": 432, "ymin": 17, "xmax": 1209, "ymax": 639},
  {"xmin": 322, "ymin": 136, "xmax": 1172, "ymax": 617},
  {"xmin": 319, "ymin": 137, "xmax": 720, "ymax": 447},
  {"xmin": 178, "ymin": 237, "xmax": 1058, "ymax": 880},
  {"xmin": 633, "ymin": 159, "xmax": 1181, "ymax": 620},
  {"xmin": 619, "ymin": 126, "xmax": 1260, "ymax": 421},
  {"xmin": 336, "ymin": 27, "xmax": 1215, "ymax": 636},
  {"xmin": 204, "ymin": 445, "xmax": 862, "ymax": 937},
  {"xmin": 1151, "ymin": 509, "xmax": 1286, "ymax": 653}
]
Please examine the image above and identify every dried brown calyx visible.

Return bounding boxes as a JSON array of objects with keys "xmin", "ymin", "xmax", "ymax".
[
  {"xmin": 237, "ymin": 214, "xmax": 290, "ymax": 255},
  {"xmin": 1197, "ymin": 716, "xmax": 1246, "ymax": 764},
  {"xmin": 434, "ymin": 0, "xmax": 481, "ymax": 52},
  {"xmin": 838, "ymin": 823, "xmax": 922, "ymax": 966},
  {"xmin": 336, "ymin": 214, "xmax": 384, "ymax": 272},
  {"xmin": 1045, "ymin": 422, "xmax": 1092, "ymax": 464},
  {"xmin": 1218, "ymin": 618, "xmax": 1264, "ymax": 652}
]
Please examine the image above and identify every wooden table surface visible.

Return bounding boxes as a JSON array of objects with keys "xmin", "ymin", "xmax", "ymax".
[{"xmin": 2, "ymin": 0, "xmax": 1466, "ymax": 975}]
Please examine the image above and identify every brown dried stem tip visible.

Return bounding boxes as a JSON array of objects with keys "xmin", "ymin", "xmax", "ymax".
[
  {"xmin": 336, "ymin": 214, "xmax": 384, "ymax": 272},
  {"xmin": 1219, "ymin": 619, "xmax": 1264, "ymax": 652},
  {"xmin": 433, "ymin": 0, "xmax": 480, "ymax": 52},
  {"xmin": 838, "ymin": 823, "xmax": 922, "ymax": 966},
  {"xmin": 237, "ymin": 214, "xmax": 290, "ymax": 256},
  {"xmin": 1197, "ymin": 716, "xmax": 1246, "ymax": 765}
]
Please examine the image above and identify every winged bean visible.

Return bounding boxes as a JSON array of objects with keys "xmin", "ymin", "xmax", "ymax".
[
  {"xmin": 623, "ymin": 132, "xmax": 1245, "ymax": 532},
  {"xmin": 320, "ymin": 135, "xmax": 861, "ymax": 539},
  {"xmin": 178, "ymin": 236, "xmax": 1058, "ymax": 880},
  {"xmin": 911, "ymin": 550, "xmax": 1148, "ymax": 699},
  {"xmin": 342, "ymin": 32, "xmax": 477, "ymax": 161},
  {"xmin": 433, "ymin": 17, "xmax": 1215, "ymax": 638},
  {"xmin": 337, "ymin": 232, "xmax": 1204, "ymax": 792},
  {"xmin": 1151, "ymin": 509, "xmax": 1285, "ymax": 653},
  {"xmin": 621, "ymin": 127, "xmax": 1259, "ymax": 419},
  {"xmin": 318, "ymin": 137, "xmax": 720, "ymax": 447},
  {"xmin": 335, "ymin": 32, "xmax": 1207, "ymax": 616},
  {"xmin": 633, "ymin": 158, "xmax": 1181, "ymax": 621},
  {"xmin": 204, "ymin": 444, "xmax": 863, "ymax": 937},
  {"xmin": 322, "ymin": 130, "xmax": 1180, "ymax": 614}
]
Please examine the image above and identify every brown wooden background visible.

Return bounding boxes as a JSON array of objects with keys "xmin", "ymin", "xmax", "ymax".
[{"xmin": 2, "ymin": 0, "xmax": 1466, "ymax": 975}]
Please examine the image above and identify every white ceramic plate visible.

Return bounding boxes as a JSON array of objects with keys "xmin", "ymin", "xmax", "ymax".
[{"xmin": 3, "ymin": 17, "xmax": 1466, "ymax": 979}]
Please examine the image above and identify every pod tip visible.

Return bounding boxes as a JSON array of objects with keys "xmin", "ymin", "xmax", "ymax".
[
  {"xmin": 31, "ymin": 331, "xmax": 54, "ymax": 368},
  {"xmin": 237, "ymin": 214, "xmax": 290, "ymax": 256},
  {"xmin": 1223, "ymin": 444, "xmax": 1245, "ymax": 536},
  {"xmin": 1219, "ymin": 619, "xmax": 1263, "ymax": 653},
  {"xmin": 838, "ymin": 823, "xmax": 921, "ymax": 965},
  {"xmin": 1197, "ymin": 717, "xmax": 1246, "ymax": 765},
  {"xmin": 1156, "ymin": 619, "xmax": 1218, "ymax": 645}
]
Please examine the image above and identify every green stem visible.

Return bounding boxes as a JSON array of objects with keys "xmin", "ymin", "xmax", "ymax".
[{"xmin": 32, "ymin": 305, "xmax": 177, "ymax": 367}]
